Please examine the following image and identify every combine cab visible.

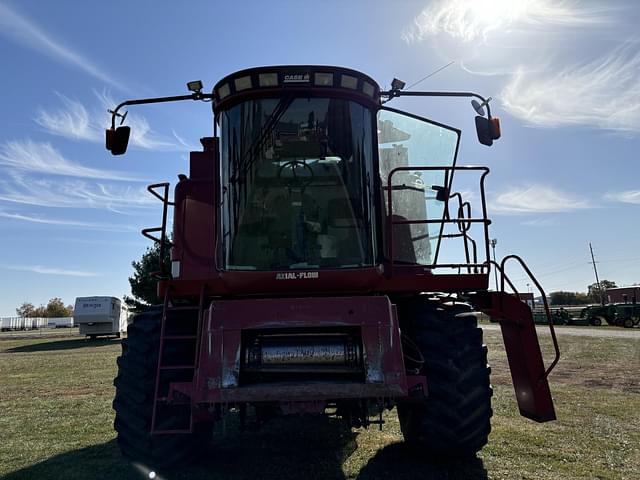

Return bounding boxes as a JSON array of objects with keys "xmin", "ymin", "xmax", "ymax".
[{"xmin": 106, "ymin": 66, "xmax": 560, "ymax": 467}]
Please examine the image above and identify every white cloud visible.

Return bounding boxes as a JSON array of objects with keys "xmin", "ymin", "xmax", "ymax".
[
  {"xmin": 402, "ymin": 1, "xmax": 638, "ymax": 135},
  {"xmin": 521, "ymin": 217, "xmax": 558, "ymax": 227},
  {"xmin": 0, "ymin": 211, "xmax": 137, "ymax": 232},
  {"xmin": 402, "ymin": 0, "xmax": 609, "ymax": 44},
  {"xmin": 491, "ymin": 184, "xmax": 590, "ymax": 214},
  {"xmin": 1, "ymin": 264, "xmax": 100, "ymax": 277},
  {"xmin": 604, "ymin": 190, "xmax": 640, "ymax": 205},
  {"xmin": 0, "ymin": 3, "xmax": 126, "ymax": 91},
  {"xmin": 35, "ymin": 93, "xmax": 101, "ymax": 142},
  {"xmin": 36, "ymin": 91, "xmax": 182, "ymax": 151},
  {"xmin": 500, "ymin": 43, "xmax": 640, "ymax": 134},
  {"xmin": 0, "ymin": 139, "xmax": 142, "ymax": 181},
  {"xmin": 0, "ymin": 171, "xmax": 155, "ymax": 211}
]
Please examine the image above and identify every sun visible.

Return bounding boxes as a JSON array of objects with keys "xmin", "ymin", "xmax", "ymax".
[{"xmin": 416, "ymin": 0, "xmax": 541, "ymax": 42}]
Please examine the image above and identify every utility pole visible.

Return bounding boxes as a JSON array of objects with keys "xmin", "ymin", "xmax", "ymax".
[
  {"xmin": 490, "ymin": 238, "xmax": 498, "ymax": 291},
  {"xmin": 589, "ymin": 242, "xmax": 604, "ymax": 306}
]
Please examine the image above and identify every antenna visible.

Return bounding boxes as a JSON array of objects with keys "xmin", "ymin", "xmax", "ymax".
[{"xmin": 406, "ymin": 60, "xmax": 456, "ymax": 91}]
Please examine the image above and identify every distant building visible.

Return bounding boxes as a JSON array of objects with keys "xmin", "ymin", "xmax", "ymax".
[
  {"xmin": 606, "ymin": 286, "xmax": 640, "ymax": 304},
  {"xmin": 518, "ymin": 293, "xmax": 534, "ymax": 308}
]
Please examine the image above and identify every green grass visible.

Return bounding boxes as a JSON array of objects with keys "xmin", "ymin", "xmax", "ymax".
[{"xmin": 0, "ymin": 330, "xmax": 638, "ymax": 480}]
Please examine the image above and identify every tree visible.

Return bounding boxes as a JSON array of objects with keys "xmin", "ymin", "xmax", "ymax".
[
  {"xmin": 16, "ymin": 302, "xmax": 35, "ymax": 317},
  {"xmin": 46, "ymin": 297, "xmax": 72, "ymax": 317},
  {"xmin": 587, "ymin": 280, "xmax": 617, "ymax": 303},
  {"xmin": 549, "ymin": 291, "xmax": 591, "ymax": 306},
  {"xmin": 125, "ymin": 242, "xmax": 170, "ymax": 311}
]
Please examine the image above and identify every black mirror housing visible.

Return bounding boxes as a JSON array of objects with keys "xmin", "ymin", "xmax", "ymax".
[
  {"xmin": 475, "ymin": 116, "xmax": 493, "ymax": 146},
  {"xmin": 106, "ymin": 126, "xmax": 131, "ymax": 155}
]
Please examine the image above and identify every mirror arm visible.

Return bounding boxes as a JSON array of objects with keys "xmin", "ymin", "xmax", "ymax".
[
  {"xmin": 380, "ymin": 90, "xmax": 492, "ymax": 118},
  {"xmin": 109, "ymin": 92, "xmax": 214, "ymax": 128}
]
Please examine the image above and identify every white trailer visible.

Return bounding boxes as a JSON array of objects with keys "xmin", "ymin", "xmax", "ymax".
[
  {"xmin": 73, "ymin": 297, "xmax": 130, "ymax": 339},
  {"xmin": 47, "ymin": 317, "xmax": 74, "ymax": 328},
  {"xmin": 0, "ymin": 317, "xmax": 48, "ymax": 331}
]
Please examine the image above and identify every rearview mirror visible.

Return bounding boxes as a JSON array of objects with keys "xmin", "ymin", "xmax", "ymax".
[
  {"xmin": 106, "ymin": 126, "xmax": 131, "ymax": 155},
  {"xmin": 475, "ymin": 116, "xmax": 501, "ymax": 147}
]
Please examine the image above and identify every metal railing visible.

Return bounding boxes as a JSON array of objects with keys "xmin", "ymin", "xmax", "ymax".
[
  {"xmin": 141, "ymin": 183, "xmax": 174, "ymax": 279},
  {"xmin": 492, "ymin": 256, "xmax": 561, "ymax": 382},
  {"xmin": 385, "ymin": 166, "xmax": 491, "ymax": 277}
]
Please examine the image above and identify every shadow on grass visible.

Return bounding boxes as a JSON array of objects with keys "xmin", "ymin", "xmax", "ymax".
[
  {"xmin": 2, "ymin": 417, "xmax": 487, "ymax": 480},
  {"xmin": 356, "ymin": 442, "xmax": 488, "ymax": 480},
  {"xmin": 6, "ymin": 337, "xmax": 120, "ymax": 353}
]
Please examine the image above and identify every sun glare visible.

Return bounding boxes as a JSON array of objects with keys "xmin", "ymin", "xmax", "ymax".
[
  {"xmin": 407, "ymin": 0, "xmax": 554, "ymax": 43},
  {"xmin": 468, "ymin": 0, "xmax": 532, "ymax": 26}
]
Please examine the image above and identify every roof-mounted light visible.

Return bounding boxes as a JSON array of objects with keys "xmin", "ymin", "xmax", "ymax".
[
  {"xmin": 391, "ymin": 78, "xmax": 406, "ymax": 91},
  {"xmin": 234, "ymin": 76, "xmax": 252, "ymax": 91},
  {"xmin": 341, "ymin": 75, "xmax": 358, "ymax": 90},
  {"xmin": 217, "ymin": 83, "xmax": 231, "ymax": 99},
  {"xmin": 259, "ymin": 73, "xmax": 278, "ymax": 87},
  {"xmin": 362, "ymin": 81, "xmax": 375, "ymax": 98},
  {"xmin": 187, "ymin": 80, "xmax": 203, "ymax": 93},
  {"xmin": 314, "ymin": 72, "xmax": 334, "ymax": 87}
]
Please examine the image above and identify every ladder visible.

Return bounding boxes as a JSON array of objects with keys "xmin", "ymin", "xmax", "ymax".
[{"xmin": 150, "ymin": 287, "xmax": 206, "ymax": 434}]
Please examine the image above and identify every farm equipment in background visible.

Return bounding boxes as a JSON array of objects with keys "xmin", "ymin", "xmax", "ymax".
[
  {"xmin": 580, "ymin": 303, "xmax": 640, "ymax": 328},
  {"xmin": 533, "ymin": 308, "xmax": 571, "ymax": 326},
  {"xmin": 104, "ymin": 65, "xmax": 560, "ymax": 467}
]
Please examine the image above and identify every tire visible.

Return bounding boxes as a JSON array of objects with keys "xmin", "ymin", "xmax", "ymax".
[
  {"xmin": 623, "ymin": 317, "xmax": 634, "ymax": 328},
  {"xmin": 113, "ymin": 308, "xmax": 211, "ymax": 468},
  {"xmin": 590, "ymin": 317, "xmax": 602, "ymax": 327},
  {"xmin": 396, "ymin": 297, "xmax": 492, "ymax": 458}
]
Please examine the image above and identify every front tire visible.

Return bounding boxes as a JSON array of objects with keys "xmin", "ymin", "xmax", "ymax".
[
  {"xmin": 397, "ymin": 297, "xmax": 493, "ymax": 458},
  {"xmin": 112, "ymin": 308, "xmax": 211, "ymax": 468},
  {"xmin": 590, "ymin": 316, "xmax": 603, "ymax": 327}
]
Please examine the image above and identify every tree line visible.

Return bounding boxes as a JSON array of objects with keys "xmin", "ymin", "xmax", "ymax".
[
  {"xmin": 549, "ymin": 280, "xmax": 617, "ymax": 305},
  {"xmin": 15, "ymin": 298, "xmax": 74, "ymax": 318}
]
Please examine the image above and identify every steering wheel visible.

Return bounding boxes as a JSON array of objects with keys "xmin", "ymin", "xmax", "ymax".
[{"xmin": 277, "ymin": 160, "xmax": 314, "ymax": 189}]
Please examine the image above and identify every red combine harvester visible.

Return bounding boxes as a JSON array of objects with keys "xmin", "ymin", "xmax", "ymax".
[{"xmin": 106, "ymin": 66, "xmax": 560, "ymax": 466}]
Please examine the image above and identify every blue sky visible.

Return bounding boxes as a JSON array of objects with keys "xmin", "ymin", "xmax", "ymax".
[{"xmin": 1, "ymin": 0, "xmax": 639, "ymax": 315}]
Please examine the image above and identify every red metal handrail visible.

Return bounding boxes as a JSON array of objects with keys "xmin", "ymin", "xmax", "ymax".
[
  {"xmin": 141, "ymin": 182, "xmax": 174, "ymax": 279},
  {"xmin": 494, "ymin": 256, "xmax": 561, "ymax": 382}
]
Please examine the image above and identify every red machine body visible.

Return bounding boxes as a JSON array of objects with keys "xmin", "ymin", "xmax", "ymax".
[{"xmin": 108, "ymin": 66, "xmax": 559, "ymax": 456}]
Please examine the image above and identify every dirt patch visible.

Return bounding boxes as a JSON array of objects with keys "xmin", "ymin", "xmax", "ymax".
[{"xmin": 484, "ymin": 327, "xmax": 640, "ymax": 393}]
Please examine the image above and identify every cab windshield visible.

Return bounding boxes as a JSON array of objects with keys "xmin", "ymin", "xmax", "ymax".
[{"xmin": 219, "ymin": 97, "xmax": 376, "ymax": 271}]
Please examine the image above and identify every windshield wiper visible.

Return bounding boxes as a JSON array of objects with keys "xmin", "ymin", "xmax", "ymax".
[{"xmin": 231, "ymin": 95, "xmax": 294, "ymax": 184}]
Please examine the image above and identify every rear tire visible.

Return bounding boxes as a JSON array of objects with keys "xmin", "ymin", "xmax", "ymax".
[
  {"xmin": 590, "ymin": 316, "xmax": 602, "ymax": 327},
  {"xmin": 397, "ymin": 297, "xmax": 493, "ymax": 458},
  {"xmin": 623, "ymin": 317, "xmax": 634, "ymax": 328},
  {"xmin": 113, "ymin": 308, "xmax": 211, "ymax": 468}
]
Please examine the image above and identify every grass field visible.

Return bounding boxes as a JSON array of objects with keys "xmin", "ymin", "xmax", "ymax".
[{"xmin": 0, "ymin": 327, "xmax": 638, "ymax": 480}]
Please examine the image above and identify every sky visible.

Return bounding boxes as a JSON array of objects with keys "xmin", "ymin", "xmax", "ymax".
[{"xmin": 1, "ymin": 0, "xmax": 639, "ymax": 315}]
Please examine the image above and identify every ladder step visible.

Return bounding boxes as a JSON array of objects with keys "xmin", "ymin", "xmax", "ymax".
[{"xmin": 159, "ymin": 365, "xmax": 196, "ymax": 370}]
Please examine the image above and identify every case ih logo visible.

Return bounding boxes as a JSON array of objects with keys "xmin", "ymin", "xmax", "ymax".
[
  {"xmin": 283, "ymin": 73, "xmax": 310, "ymax": 83},
  {"xmin": 275, "ymin": 271, "xmax": 319, "ymax": 280}
]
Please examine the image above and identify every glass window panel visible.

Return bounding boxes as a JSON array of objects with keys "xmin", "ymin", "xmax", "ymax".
[{"xmin": 377, "ymin": 108, "xmax": 459, "ymax": 265}]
